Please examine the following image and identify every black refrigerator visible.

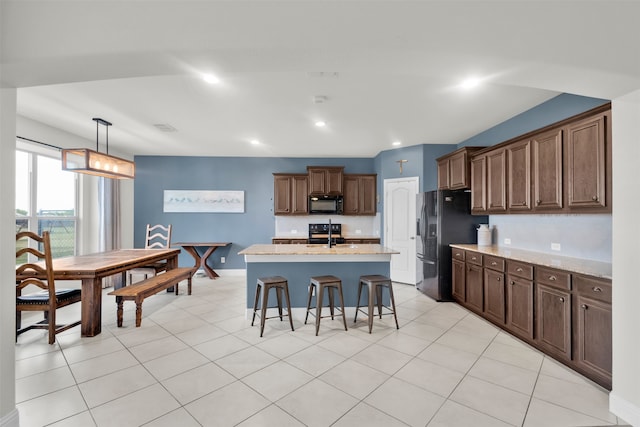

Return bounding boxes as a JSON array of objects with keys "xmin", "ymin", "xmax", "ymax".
[{"xmin": 416, "ymin": 190, "xmax": 487, "ymax": 301}]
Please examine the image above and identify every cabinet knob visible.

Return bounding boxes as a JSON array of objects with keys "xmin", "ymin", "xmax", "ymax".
[
  {"xmin": 516, "ymin": 267, "xmax": 523, "ymax": 272},
  {"xmin": 472, "ymin": 257, "xmax": 477, "ymax": 261},
  {"xmin": 549, "ymin": 275, "xmax": 557, "ymax": 281},
  {"xmin": 491, "ymin": 261, "xmax": 497, "ymax": 266},
  {"xmin": 497, "ymin": 277, "xmax": 501, "ymax": 282},
  {"xmin": 559, "ymin": 297, "xmax": 565, "ymax": 303},
  {"xmin": 510, "ymin": 281, "xmax": 515, "ymax": 285},
  {"xmin": 455, "ymin": 253, "xmax": 461, "ymax": 257},
  {"xmin": 592, "ymin": 195, "xmax": 598, "ymax": 201},
  {"xmin": 592, "ymin": 286, "xmax": 602, "ymax": 292},
  {"xmin": 536, "ymin": 199, "xmax": 541, "ymax": 205},
  {"xmin": 581, "ymin": 304, "xmax": 588, "ymax": 309}
]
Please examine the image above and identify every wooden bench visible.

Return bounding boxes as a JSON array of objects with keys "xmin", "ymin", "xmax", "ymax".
[{"xmin": 108, "ymin": 267, "xmax": 194, "ymax": 327}]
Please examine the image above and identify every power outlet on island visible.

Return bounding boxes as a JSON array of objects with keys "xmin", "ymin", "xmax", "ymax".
[
  {"xmin": 551, "ymin": 243, "xmax": 561, "ymax": 251},
  {"xmin": 504, "ymin": 238, "xmax": 511, "ymax": 245},
  {"xmin": 221, "ymin": 257, "xmax": 226, "ymax": 263}
]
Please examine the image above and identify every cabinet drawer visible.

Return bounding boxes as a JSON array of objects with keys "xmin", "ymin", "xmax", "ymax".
[
  {"xmin": 484, "ymin": 255, "xmax": 505, "ymax": 272},
  {"xmin": 574, "ymin": 275, "xmax": 612, "ymax": 304},
  {"xmin": 535, "ymin": 266, "xmax": 571, "ymax": 290},
  {"xmin": 466, "ymin": 251, "xmax": 483, "ymax": 266},
  {"xmin": 507, "ymin": 260, "xmax": 534, "ymax": 280},
  {"xmin": 452, "ymin": 248, "xmax": 465, "ymax": 261}
]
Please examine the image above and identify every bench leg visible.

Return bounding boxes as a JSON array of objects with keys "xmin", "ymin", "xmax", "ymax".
[
  {"xmin": 174, "ymin": 280, "xmax": 179, "ymax": 295},
  {"xmin": 116, "ymin": 297, "xmax": 124, "ymax": 327},
  {"xmin": 135, "ymin": 302, "xmax": 143, "ymax": 327},
  {"xmin": 187, "ymin": 276, "xmax": 192, "ymax": 295}
]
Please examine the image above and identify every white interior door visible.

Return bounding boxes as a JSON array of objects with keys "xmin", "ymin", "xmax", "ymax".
[{"xmin": 384, "ymin": 177, "xmax": 418, "ymax": 284}]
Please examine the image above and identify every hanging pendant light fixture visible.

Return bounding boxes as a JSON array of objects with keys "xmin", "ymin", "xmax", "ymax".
[{"xmin": 61, "ymin": 118, "xmax": 135, "ymax": 179}]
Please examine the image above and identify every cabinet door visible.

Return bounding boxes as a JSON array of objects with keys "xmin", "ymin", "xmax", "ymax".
[
  {"xmin": 470, "ymin": 156, "xmax": 487, "ymax": 213},
  {"xmin": 484, "ymin": 269, "xmax": 505, "ymax": 324},
  {"xmin": 574, "ymin": 295, "xmax": 612, "ymax": 388},
  {"xmin": 308, "ymin": 169, "xmax": 327, "ymax": 195},
  {"xmin": 327, "ymin": 168, "xmax": 344, "ymax": 195},
  {"xmin": 487, "ymin": 149, "xmax": 507, "ymax": 212},
  {"xmin": 438, "ymin": 159, "xmax": 449, "ymax": 190},
  {"xmin": 506, "ymin": 275, "xmax": 534, "ymax": 340},
  {"xmin": 291, "ymin": 175, "xmax": 309, "ymax": 214},
  {"xmin": 566, "ymin": 114, "xmax": 606, "ymax": 208},
  {"xmin": 343, "ymin": 175, "xmax": 359, "ymax": 214},
  {"xmin": 507, "ymin": 140, "xmax": 531, "ymax": 211},
  {"xmin": 359, "ymin": 175, "xmax": 377, "ymax": 215},
  {"xmin": 466, "ymin": 263, "xmax": 484, "ymax": 313},
  {"xmin": 273, "ymin": 175, "xmax": 292, "ymax": 214},
  {"xmin": 533, "ymin": 128, "xmax": 563, "ymax": 210},
  {"xmin": 452, "ymin": 259, "xmax": 466, "ymax": 302},
  {"xmin": 536, "ymin": 283, "xmax": 572, "ymax": 360},
  {"xmin": 449, "ymin": 151, "xmax": 467, "ymax": 189}
]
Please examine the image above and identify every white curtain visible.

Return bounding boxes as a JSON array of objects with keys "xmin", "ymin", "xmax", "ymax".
[{"xmin": 98, "ymin": 177, "xmax": 122, "ymax": 288}]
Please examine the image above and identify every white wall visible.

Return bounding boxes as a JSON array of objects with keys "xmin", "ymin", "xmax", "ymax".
[
  {"xmin": 610, "ymin": 90, "xmax": 640, "ymax": 426},
  {"xmin": 0, "ymin": 90, "xmax": 20, "ymax": 427}
]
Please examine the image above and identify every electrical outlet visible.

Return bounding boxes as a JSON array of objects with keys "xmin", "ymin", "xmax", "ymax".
[
  {"xmin": 291, "ymin": 229, "xmax": 298, "ymax": 234},
  {"xmin": 355, "ymin": 229, "xmax": 362, "ymax": 234},
  {"xmin": 551, "ymin": 243, "xmax": 561, "ymax": 251},
  {"xmin": 504, "ymin": 238, "xmax": 511, "ymax": 245},
  {"xmin": 221, "ymin": 257, "xmax": 226, "ymax": 263}
]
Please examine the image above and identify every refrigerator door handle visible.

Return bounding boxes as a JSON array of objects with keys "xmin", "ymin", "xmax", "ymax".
[
  {"xmin": 423, "ymin": 259, "xmax": 436, "ymax": 265},
  {"xmin": 416, "ymin": 219, "xmax": 421, "ymax": 236}
]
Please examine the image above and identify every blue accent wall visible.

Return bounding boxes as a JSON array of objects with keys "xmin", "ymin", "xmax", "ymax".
[
  {"xmin": 134, "ymin": 156, "xmax": 374, "ymax": 270},
  {"xmin": 458, "ymin": 93, "xmax": 609, "ymax": 148}
]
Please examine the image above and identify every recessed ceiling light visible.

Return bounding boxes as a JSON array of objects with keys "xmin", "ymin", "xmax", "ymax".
[
  {"xmin": 392, "ymin": 141, "xmax": 401, "ymax": 146},
  {"xmin": 202, "ymin": 73, "xmax": 220, "ymax": 84},
  {"xmin": 315, "ymin": 121, "xmax": 326, "ymax": 128},
  {"xmin": 250, "ymin": 139, "xmax": 260, "ymax": 145},
  {"xmin": 460, "ymin": 77, "xmax": 481, "ymax": 90}
]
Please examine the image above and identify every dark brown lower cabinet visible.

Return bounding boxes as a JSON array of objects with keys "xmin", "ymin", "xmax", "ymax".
[
  {"xmin": 484, "ymin": 268, "xmax": 505, "ymax": 324},
  {"xmin": 573, "ymin": 274, "xmax": 612, "ymax": 389},
  {"xmin": 536, "ymin": 283, "xmax": 572, "ymax": 360},
  {"xmin": 452, "ymin": 259, "xmax": 466, "ymax": 303},
  {"xmin": 466, "ymin": 263, "xmax": 483, "ymax": 314},
  {"xmin": 506, "ymin": 275, "xmax": 534, "ymax": 340}
]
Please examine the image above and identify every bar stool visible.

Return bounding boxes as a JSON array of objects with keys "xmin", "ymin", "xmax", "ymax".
[
  {"xmin": 251, "ymin": 276, "xmax": 294, "ymax": 337},
  {"xmin": 305, "ymin": 275, "xmax": 348, "ymax": 336},
  {"xmin": 355, "ymin": 275, "xmax": 400, "ymax": 333}
]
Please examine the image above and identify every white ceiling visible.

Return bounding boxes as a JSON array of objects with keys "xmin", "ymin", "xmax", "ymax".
[{"xmin": 2, "ymin": 1, "xmax": 639, "ymax": 158}]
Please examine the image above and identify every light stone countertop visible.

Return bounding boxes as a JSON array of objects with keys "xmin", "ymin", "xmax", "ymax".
[
  {"xmin": 451, "ymin": 244, "xmax": 612, "ymax": 280},
  {"xmin": 239, "ymin": 243, "xmax": 398, "ymax": 256}
]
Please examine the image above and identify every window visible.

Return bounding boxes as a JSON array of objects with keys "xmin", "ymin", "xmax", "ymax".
[{"xmin": 16, "ymin": 144, "xmax": 78, "ymax": 263}]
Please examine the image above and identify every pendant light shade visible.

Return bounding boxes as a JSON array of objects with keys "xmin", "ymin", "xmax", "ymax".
[{"xmin": 61, "ymin": 118, "xmax": 135, "ymax": 179}]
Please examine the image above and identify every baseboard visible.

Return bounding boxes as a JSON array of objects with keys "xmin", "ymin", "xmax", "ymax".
[
  {"xmin": 0, "ymin": 408, "xmax": 19, "ymax": 427},
  {"xmin": 610, "ymin": 391, "xmax": 640, "ymax": 426}
]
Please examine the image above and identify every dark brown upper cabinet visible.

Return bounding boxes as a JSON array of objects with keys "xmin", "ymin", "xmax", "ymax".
[
  {"xmin": 437, "ymin": 147, "xmax": 486, "ymax": 190},
  {"xmin": 307, "ymin": 166, "xmax": 344, "ymax": 196},
  {"xmin": 532, "ymin": 128, "xmax": 563, "ymax": 210}
]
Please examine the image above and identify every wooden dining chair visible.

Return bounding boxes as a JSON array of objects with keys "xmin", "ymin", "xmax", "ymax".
[
  {"xmin": 128, "ymin": 224, "xmax": 172, "ymax": 284},
  {"xmin": 16, "ymin": 231, "xmax": 82, "ymax": 344}
]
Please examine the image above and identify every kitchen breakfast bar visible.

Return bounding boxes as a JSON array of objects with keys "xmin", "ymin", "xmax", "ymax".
[{"xmin": 238, "ymin": 244, "xmax": 399, "ymax": 308}]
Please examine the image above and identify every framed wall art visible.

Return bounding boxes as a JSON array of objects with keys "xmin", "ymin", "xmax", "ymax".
[{"xmin": 163, "ymin": 190, "xmax": 245, "ymax": 213}]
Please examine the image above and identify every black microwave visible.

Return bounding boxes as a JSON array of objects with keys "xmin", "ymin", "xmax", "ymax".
[{"xmin": 309, "ymin": 195, "xmax": 343, "ymax": 214}]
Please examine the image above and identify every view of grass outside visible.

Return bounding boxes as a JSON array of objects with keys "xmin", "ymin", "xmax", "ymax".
[{"xmin": 16, "ymin": 148, "xmax": 77, "ymax": 265}]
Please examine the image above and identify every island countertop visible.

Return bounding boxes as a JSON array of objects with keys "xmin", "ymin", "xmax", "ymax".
[{"xmin": 239, "ymin": 243, "xmax": 399, "ymax": 263}]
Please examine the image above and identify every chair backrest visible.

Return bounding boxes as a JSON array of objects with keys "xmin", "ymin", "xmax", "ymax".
[
  {"xmin": 16, "ymin": 231, "xmax": 56, "ymax": 301},
  {"xmin": 145, "ymin": 224, "xmax": 172, "ymax": 249}
]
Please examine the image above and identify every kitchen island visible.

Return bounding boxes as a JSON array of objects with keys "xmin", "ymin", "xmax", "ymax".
[{"xmin": 238, "ymin": 244, "xmax": 399, "ymax": 309}]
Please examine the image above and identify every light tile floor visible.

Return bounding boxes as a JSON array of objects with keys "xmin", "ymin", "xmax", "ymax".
[{"xmin": 14, "ymin": 275, "xmax": 628, "ymax": 427}]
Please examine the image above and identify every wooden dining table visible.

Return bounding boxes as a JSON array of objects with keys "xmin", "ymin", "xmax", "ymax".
[{"xmin": 18, "ymin": 248, "xmax": 181, "ymax": 337}]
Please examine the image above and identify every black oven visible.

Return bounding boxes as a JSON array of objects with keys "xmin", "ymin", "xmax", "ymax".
[{"xmin": 309, "ymin": 195, "xmax": 343, "ymax": 214}]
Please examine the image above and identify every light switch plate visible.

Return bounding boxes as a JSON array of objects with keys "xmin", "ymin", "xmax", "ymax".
[
  {"xmin": 504, "ymin": 238, "xmax": 511, "ymax": 245},
  {"xmin": 221, "ymin": 257, "xmax": 226, "ymax": 263}
]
